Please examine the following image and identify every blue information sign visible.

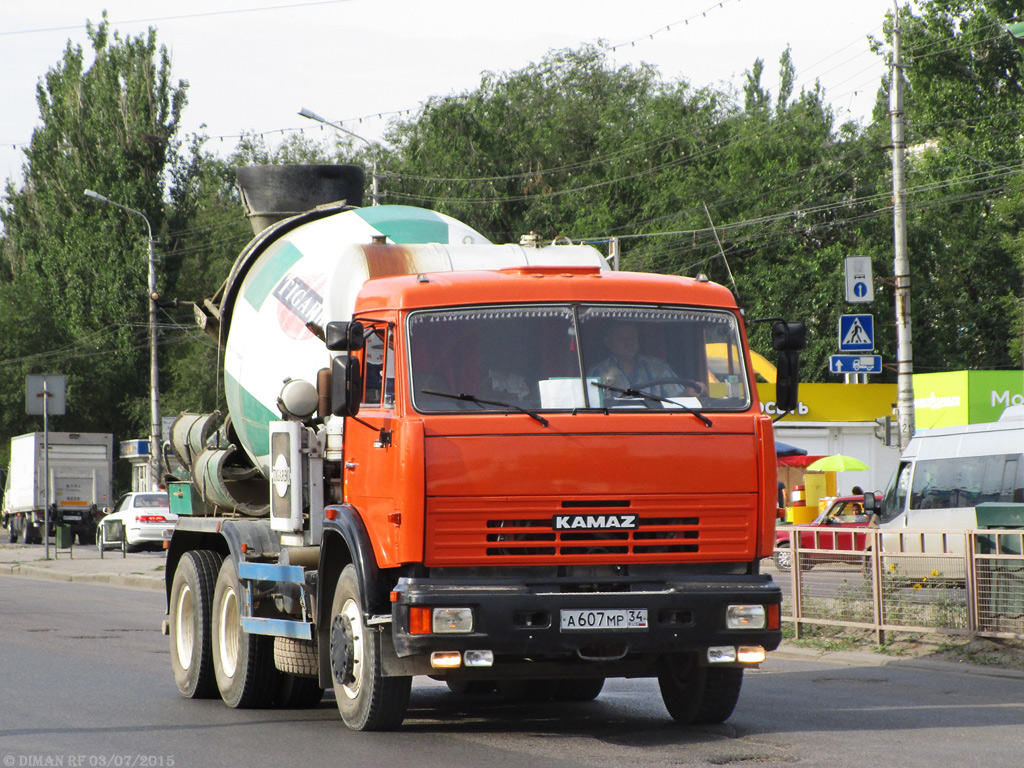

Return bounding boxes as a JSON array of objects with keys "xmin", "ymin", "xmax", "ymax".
[{"xmin": 829, "ymin": 355, "xmax": 882, "ymax": 374}]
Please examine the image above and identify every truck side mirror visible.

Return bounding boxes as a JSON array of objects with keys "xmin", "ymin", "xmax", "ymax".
[
  {"xmin": 862, "ymin": 492, "xmax": 877, "ymax": 513},
  {"xmin": 772, "ymin": 321, "xmax": 805, "ymax": 413},
  {"xmin": 775, "ymin": 350, "xmax": 800, "ymax": 413},
  {"xmin": 330, "ymin": 355, "xmax": 362, "ymax": 417},
  {"xmin": 771, "ymin": 321, "xmax": 806, "ymax": 352},
  {"xmin": 326, "ymin": 321, "xmax": 365, "ymax": 352}
]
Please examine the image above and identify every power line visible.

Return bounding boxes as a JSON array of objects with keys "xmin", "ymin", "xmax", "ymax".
[{"xmin": 0, "ymin": 1, "xmax": 355, "ymax": 37}]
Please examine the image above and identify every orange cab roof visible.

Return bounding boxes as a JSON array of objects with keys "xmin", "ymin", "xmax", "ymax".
[{"xmin": 354, "ymin": 268, "xmax": 740, "ymax": 313}]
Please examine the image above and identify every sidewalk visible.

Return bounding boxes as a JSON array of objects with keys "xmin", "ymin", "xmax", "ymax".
[{"xmin": 0, "ymin": 540, "xmax": 166, "ymax": 591}]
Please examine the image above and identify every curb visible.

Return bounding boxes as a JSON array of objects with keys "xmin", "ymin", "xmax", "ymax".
[
  {"xmin": 1, "ymin": 562, "xmax": 164, "ymax": 591},
  {"xmin": 771, "ymin": 642, "xmax": 1024, "ymax": 680}
]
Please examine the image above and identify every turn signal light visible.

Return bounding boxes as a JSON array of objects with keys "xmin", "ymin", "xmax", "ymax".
[
  {"xmin": 409, "ymin": 607, "xmax": 432, "ymax": 635},
  {"xmin": 408, "ymin": 606, "xmax": 474, "ymax": 635}
]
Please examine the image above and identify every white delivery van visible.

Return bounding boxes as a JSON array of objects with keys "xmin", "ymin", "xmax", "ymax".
[{"xmin": 871, "ymin": 406, "xmax": 1022, "ymax": 574}]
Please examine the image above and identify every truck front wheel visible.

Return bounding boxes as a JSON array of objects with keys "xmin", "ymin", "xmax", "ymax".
[
  {"xmin": 330, "ymin": 565, "xmax": 410, "ymax": 730},
  {"xmin": 211, "ymin": 558, "xmax": 277, "ymax": 708},
  {"xmin": 657, "ymin": 653, "xmax": 707, "ymax": 724},
  {"xmin": 694, "ymin": 668, "xmax": 743, "ymax": 724},
  {"xmin": 169, "ymin": 550, "xmax": 223, "ymax": 698}
]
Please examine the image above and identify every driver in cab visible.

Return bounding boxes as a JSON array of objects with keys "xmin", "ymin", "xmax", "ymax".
[{"xmin": 589, "ymin": 323, "xmax": 704, "ymax": 399}]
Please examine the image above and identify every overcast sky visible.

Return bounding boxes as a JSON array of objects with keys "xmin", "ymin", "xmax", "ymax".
[{"xmin": 2, "ymin": 0, "xmax": 899, "ymax": 186}]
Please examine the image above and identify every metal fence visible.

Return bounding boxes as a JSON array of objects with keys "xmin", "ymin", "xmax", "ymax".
[{"xmin": 768, "ymin": 529, "xmax": 1024, "ymax": 643}]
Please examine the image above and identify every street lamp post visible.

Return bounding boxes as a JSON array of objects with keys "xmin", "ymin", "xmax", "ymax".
[
  {"xmin": 84, "ymin": 189, "xmax": 162, "ymax": 491},
  {"xmin": 298, "ymin": 107, "xmax": 380, "ymax": 205}
]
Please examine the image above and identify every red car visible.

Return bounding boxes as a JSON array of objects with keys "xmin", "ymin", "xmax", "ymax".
[{"xmin": 773, "ymin": 495, "xmax": 876, "ymax": 571}]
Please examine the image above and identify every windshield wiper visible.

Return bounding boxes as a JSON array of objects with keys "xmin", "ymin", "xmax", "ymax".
[
  {"xmin": 594, "ymin": 383, "xmax": 712, "ymax": 427},
  {"xmin": 421, "ymin": 389, "xmax": 549, "ymax": 427}
]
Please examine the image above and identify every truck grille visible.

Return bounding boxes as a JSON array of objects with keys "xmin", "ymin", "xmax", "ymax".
[{"xmin": 424, "ymin": 495, "xmax": 756, "ymax": 565}]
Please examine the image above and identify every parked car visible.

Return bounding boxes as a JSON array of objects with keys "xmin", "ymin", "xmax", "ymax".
[
  {"xmin": 773, "ymin": 494, "xmax": 877, "ymax": 571},
  {"xmin": 96, "ymin": 492, "xmax": 176, "ymax": 552}
]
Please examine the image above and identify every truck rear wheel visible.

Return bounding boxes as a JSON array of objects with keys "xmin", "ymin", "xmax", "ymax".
[
  {"xmin": 212, "ymin": 558, "xmax": 278, "ymax": 708},
  {"xmin": 657, "ymin": 652, "xmax": 707, "ymax": 724},
  {"xmin": 169, "ymin": 550, "xmax": 223, "ymax": 698},
  {"xmin": 330, "ymin": 565, "xmax": 410, "ymax": 730},
  {"xmin": 694, "ymin": 668, "xmax": 743, "ymax": 724}
]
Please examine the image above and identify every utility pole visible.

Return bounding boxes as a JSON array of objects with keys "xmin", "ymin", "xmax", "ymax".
[
  {"xmin": 84, "ymin": 190, "xmax": 163, "ymax": 489},
  {"xmin": 890, "ymin": 11, "xmax": 915, "ymax": 450}
]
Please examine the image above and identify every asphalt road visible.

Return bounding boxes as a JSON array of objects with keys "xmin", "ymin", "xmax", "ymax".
[{"xmin": 2, "ymin": 574, "xmax": 1024, "ymax": 768}]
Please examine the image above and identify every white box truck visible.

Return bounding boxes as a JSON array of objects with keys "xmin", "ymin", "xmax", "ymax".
[{"xmin": 2, "ymin": 432, "xmax": 113, "ymax": 545}]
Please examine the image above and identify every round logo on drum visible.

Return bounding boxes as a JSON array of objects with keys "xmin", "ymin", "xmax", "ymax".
[{"xmin": 273, "ymin": 274, "xmax": 325, "ymax": 339}]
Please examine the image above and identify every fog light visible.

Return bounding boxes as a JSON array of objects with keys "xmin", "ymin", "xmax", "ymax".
[
  {"xmin": 707, "ymin": 646, "xmax": 737, "ymax": 663},
  {"xmin": 737, "ymin": 645, "xmax": 766, "ymax": 663},
  {"xmin": 430, "ymin": 651, "xmax": 462, "ymax": 669},
  {"xmin": 463, "ymin": 650, "xmax": 494, "ymax": 668},
  {"xmin": 433, "ymin": 607, "xmax": 474, "ymax": 634},
  {"xmin": 726, "ymin": 604, "xmax": 766, "ymax": 629}
]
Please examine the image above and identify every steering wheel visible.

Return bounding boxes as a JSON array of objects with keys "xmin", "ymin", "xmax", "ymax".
[{"xmin": 635, "ymin": 377, "xmax": 704, "ymax": 395}]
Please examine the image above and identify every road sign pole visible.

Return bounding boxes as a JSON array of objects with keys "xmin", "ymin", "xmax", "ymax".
[{"xmin": 43, "ymin": 382, "xmax": 50, "ymax": 561}]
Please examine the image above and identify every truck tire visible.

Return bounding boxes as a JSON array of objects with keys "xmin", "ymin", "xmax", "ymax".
[
  {"xmin": 170, "ymin": 549, "xmax": 223, "ymax": 698},
  {"xmin": 693, "ymin": 668, "xmax": 743, "ymax": 724},
  {"xmin": 657, "ymin": 652, "xmax": 707, "ymax": 724},
  {"xmin": 552, "ymin": 677, "xmax": 605, "ymax": 702},
  {"xmin": 26, "ymin": 522, "xmax": 42, "ymax": 545},
  {"xmin": 211, "ymin": 558, "xmax": 278, "ymax": 708},
  {"xmin": 275, "ymin": 673, "xmax": 324, "ymax": 709},
  {"xmin": 274, "ymin": 636, "xmax": 318, "ymax": 677},
  {"xmin": 273, "ymin": 633, "xmax": 322, "ymax": 707},
  {"xmin": 330, "ymin": 564, "xmax": 410, "ymax": 730}
]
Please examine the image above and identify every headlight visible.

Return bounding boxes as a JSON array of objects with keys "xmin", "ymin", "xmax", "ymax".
[
  {"xmin": 409, "ymin": 606, "xmax": 474, "ymax": 634},
  {"xmin": 726, "ymin": 604, "xmax": 766, "ymax": 630}
]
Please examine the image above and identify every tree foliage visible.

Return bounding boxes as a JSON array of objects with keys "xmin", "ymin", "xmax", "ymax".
[
  {"xmin": 0, "ymin": 16, "xmax": 188, "ymax": 465},
  {"xmin": 2, "ymin": 0, "xmax": 1023, "ymax": 475}
]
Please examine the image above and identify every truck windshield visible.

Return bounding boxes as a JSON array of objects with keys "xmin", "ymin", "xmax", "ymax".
[{"xmin": 408, "ymin": 304, "xmax": 750, "ymax": 414}]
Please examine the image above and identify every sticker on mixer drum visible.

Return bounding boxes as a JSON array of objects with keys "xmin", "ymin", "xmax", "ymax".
[{"xmin": 274, "ymin": 274, "xmax": 325, "ymax": 339}]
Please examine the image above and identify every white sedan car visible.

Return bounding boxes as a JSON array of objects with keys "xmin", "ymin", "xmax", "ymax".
[{"xmin": 97, "ymin": 492, "xmax": 177, "ymax": 552}]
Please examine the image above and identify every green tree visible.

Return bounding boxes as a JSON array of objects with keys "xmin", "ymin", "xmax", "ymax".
[
  {"xmin": 883, "ymin": 0, "xmax": 1024, "ymax": 371},
  {"xmin": 0, "ymin": 16, "xmax": 188, "ymax": 461}
]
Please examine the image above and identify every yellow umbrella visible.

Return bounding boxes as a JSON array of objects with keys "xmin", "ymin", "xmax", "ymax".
[{"xmin": 806, "ymin": 454, "xmax": 870, "ymax": 472}]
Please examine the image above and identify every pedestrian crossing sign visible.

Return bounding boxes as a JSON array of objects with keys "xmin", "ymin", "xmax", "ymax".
[{"xmin": 838, "ymin": 314, "xmax": 874, "ymax": 352}]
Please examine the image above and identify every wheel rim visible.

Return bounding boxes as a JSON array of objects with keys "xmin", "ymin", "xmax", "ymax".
[
  {"xmin": 776, "ymin": 548, "xmax": 792, "ymax": 570},
  {"xmin": 218, "ymin": 584, "xmax": 240, "ymax": 678},
  {"xmin": 175, "ymin": 584, "xmax": 194, "ymax": 670},
  {"xmin": 339, "ymin": 597, "xmax": 364, "ymax": 700}
]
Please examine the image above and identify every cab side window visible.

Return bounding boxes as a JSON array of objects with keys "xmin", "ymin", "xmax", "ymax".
[{"xmin": 361, "ymin": 326, "xmax": 394, "ymax": 408}]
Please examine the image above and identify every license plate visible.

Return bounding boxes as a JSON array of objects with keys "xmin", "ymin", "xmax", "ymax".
[
  {"xmin": 560, "ymin": 609, "xmax": 648, "ymax": 631},
  {"xmin": 62, "ymin": 516, "xmax": 82, "ymax": 522}
]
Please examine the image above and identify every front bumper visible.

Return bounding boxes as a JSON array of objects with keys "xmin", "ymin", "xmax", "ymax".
[{"xmin": 389, "ymin": 573, "xmax": 781, "ymax": 660}]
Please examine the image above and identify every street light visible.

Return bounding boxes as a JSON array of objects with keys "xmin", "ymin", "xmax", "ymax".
[
  {"xmin": 84, "ymin": 189, "xmax": 163, "ymax": 491},
  {"xmin": 298, "ymin": 107, "xmax": 380, "ymax": 205}
]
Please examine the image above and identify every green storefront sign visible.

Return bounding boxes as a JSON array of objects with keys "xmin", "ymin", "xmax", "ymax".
[{"xmin": 913, "ymin": 370, "xmax": 1024, "ymax": 428}]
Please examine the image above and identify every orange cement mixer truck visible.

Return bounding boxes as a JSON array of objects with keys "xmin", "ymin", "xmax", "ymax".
[{"xmin": 162, "ymin": 164, "xmax": 806, "ymax": 730}]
